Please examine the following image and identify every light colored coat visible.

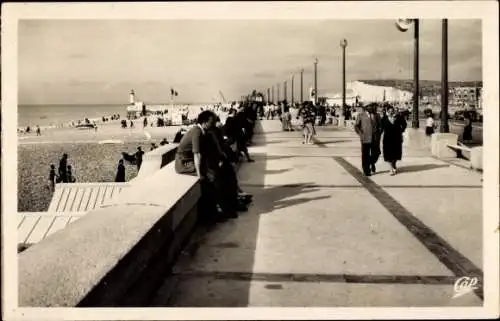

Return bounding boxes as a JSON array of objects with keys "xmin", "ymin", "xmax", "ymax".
[{"xmin": 354, "ymin": 111, "xmax": 373, "ymax": 144}]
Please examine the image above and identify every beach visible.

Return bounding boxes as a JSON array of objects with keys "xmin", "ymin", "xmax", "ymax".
[
  {"xmin": 18, "ymin": 120, "xmax": 188, "ymax": 212},
  {"xmin": 18, "ymin": 105, "xmax": 229, "ymax": 212}
]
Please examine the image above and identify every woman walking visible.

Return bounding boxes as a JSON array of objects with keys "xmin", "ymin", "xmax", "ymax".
[{"xmin": 381, "ymin": 106, "xmax": 407, "ymax": 176}]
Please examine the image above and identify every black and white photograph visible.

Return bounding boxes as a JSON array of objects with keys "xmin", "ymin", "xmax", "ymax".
[{"xmin": 1, "ymin": 2, "xmax": 499, "ymax": 320}]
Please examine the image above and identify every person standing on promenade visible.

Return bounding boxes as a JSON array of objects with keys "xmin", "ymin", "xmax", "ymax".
[
  {"xmin": 354, "ymin": 105, "xmax": 374, "ymax": 176},
  {"xmin": 135, "ymin": 147, "xmax": 145, "ymax": 171},
  {"xmin": 281, "ymin": 102, "xmax": 292, "ymax": 131},
  {"xmin": 160, "ymin": 138, "xmax": 169, "ymax": 146},
  {"xmin": 462, "ymin": 111, "xmax": 473, "ymax": 143},
  {"xmin": 381, "ymin": 105, "xmax": 407, "ymax": 176},
  {"xmin": 205, "ymin": 117, "xmax": 245, "ymax": 218},
  {"xmin": 115, "ymin": 159, "xmax": 126, "ymax": 182},
  {"xmin": 58, "ymin": 153, "xmax": 69, "ymax": 183},
  {"xmin": 232, "ymin": 105, "xmax": 254, "ymax": 162},
  {"xmin": 36, "ymin": 125, "xmax": 41, "ymax": 136},
  {"xmin": 368, "ymin": 104, "xmax": 383, "ymax": 174},
  {"xmin": 425, "ymin": 110, "xmax": 435, "ymax": 137},
  {"xmin": 425, "ymin": 110, "xmax": 436, "ymax": 143},
  {"xmin": 297, "ymin": 102, "xmax": 316, "ymax": 144}
]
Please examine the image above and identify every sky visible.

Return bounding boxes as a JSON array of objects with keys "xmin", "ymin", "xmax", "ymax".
[{"xmin": 18, "ymin": 19, "xmax": 482, "ymax": 105}]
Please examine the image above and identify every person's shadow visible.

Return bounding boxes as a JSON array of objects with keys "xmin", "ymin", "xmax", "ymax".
[{"xmin": 398, "ymin": 164, "xmax": 449, "ymax": 173}]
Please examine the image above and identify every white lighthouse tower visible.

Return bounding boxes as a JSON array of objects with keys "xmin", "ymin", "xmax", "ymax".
[
  {"xmin": 129, "ymin": 90, "xmax": 136, "ymax": 105},
  {"xmin": 126, "ymin": 89, "xmax": 144, "ymax": 119}
]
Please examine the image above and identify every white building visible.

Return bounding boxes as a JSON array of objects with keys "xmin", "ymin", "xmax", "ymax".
[
  {"xmin": 322, "ymin": 81, "xmax": 413, "ymax": 107},
  {"xmin": 347, "ymin": 81, "xmax": 413, "ymax": 104}
]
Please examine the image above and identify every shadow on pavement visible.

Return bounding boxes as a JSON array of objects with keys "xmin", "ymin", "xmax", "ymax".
[
  {"xmin": 264, "ymin": 168, "xmax": 292, "ymax": 175},
  {"xmin": 399, "ymin": 164, "xmax": 449, "ymax": 173},
  {"xmin": 156, "ymin": 122, "xmax": 268, "ymax": 307},
  {"xmin": 251, "ymin": 183, "xmax": 331, "ymax": 214},
  {"xmin": 314, "ymin": 139, "xmax": 353, "ymax": 146}
]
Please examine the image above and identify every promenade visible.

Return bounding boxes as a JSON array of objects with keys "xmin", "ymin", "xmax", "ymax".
[{"xmin": 152, "ymin": 118, "xmax": 483, "ymax": 307}]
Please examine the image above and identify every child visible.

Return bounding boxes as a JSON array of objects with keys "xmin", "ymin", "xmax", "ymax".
[
  {"xmin": 425, "ymin": 112, "xmax": 435, "ymax": 137},
  {"xmin": 67, "ymin": 165, "xmax": 76, "ymax": 183},
  {"xmin": 47, "ymin": 164, "xmax": 57, "ymax": 192}
]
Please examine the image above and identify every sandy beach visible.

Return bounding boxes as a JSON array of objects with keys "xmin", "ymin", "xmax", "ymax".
[
  {"xmin": 18, "ymin": 121, "xmax": 186, "ymax": 212},
  {"xmin": 18, "ymin": 111, "xmax": 229, "ymax": 212}
]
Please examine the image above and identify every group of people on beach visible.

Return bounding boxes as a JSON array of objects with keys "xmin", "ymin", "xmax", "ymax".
[
  {"xmin": 174, "ymin": 101, "xmax": 259, "ymax": 224},
  {"xmin": 18, "ymin": 125, "xmax": 42, "ymax": 135},
  {"xmin": 47, "ymin": 153, "xmax": 76, "ymax": 192}
]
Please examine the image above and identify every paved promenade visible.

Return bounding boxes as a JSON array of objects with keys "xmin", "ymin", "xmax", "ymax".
[{"xmin": 152, "ymin": 118, "xmax": 483, "ymax": 307}]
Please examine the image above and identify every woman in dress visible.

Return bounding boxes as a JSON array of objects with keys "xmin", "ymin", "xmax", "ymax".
[{"xmin": 381, "ymin": 106, "xmax": 407, "ymax": 176}]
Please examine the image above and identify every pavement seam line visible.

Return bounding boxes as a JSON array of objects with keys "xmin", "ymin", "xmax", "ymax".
[
  {"xmin": 168, "ymin": 270, "xmax": 457, "ymax": 285},
  {"xmin": 332, "ymin": 156, "xmax": 484, "ymax": 302}
]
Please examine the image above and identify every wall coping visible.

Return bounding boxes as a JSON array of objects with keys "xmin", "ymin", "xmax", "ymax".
[{"xmin": 133, "ymin": 144, "xmax": 178, "ymax": 181}]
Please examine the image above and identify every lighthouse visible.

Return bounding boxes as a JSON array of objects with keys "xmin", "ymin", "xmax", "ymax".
[{"xmin": 129, "ymin": 90, "xmax": 135, "ymax": 105}]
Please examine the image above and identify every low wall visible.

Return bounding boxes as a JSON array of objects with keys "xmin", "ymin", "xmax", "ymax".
[
  {"xmin": 18, "ymin": 161, "xmax": 200, "ymax": 307},
  {"xmin": 18, "ymin": 134, "xmax": 242, "ymax": 307},
  {"xmin": 133, "ymin": 144, "xmax": 178, "ymax": 181},
  {"xmin": 18, "ymin": 142, "xmax": 201, "ymax": 307}
]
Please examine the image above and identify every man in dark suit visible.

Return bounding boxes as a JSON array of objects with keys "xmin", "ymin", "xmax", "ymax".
[
  {"xmin": 368, "ymin": 104, "xmax": 383, "ymax": 174},
  {"xmin": 354, "ymin": 105, "xmax": 374, "ymax": 176}
]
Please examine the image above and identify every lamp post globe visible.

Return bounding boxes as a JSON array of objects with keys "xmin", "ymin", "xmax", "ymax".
[
  {"xmin": 395, "ymin": 19, "xmax": 413, "ymax": 32},
  {"xmin": 340, "ymin": 39, "xmax": 348, "ymax": 48}
]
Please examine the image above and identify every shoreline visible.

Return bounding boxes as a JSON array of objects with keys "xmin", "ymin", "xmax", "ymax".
[{"xmin": 17, "ymin": 103, "xmax": 227, "ymax": 133}]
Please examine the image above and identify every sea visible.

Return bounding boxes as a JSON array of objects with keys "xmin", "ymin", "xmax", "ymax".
[
  {"xmin": 18, "ymin": 104, "xmax": 128, "ymax": 129},
  {"xmin": 17, "ymin": 103, "xmax": 217, "ymax": 130}
]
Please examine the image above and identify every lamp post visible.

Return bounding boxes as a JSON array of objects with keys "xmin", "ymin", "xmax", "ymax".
[
  {"xmin": 440, "ymin": 19, "xmax": 449, "ymax": 133},
  {"xmin": 340, "ymin": 39, "xmax": 348, "ymax": 116},
  {"xmin": 272, "ymin": 86, "xmax": 275, "ymax": 104},
  {"xmin": 300, "ymin": 68, "xmax": 304, "ymax": 103},
  {"xmin": 267, "ymin": 88, "xmax": 270, "ymax": 105},
  {"xmin": 396, "ymin": 18, "xmax": 420, "ymax": 129},
  {"xmin": 314, "ymin": 58, "xmax": 318, "ymax": 105},
  {"xmin": 284, "ymin": 81, "xmax": 287, "ymax": 102},
  {"xmin": 291, "ymin": 74, "xmax": 295, "ymax": 106},
  {"xmin": 277, "ymin": 83, "xmax": 280, "ymax": 102}
]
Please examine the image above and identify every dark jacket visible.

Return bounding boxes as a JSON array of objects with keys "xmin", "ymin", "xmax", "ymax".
[{"xmin": 381, "ymin": 115, "xmax": 407, "ymax": 161}]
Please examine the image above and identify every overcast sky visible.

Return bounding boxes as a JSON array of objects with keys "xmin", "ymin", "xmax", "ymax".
[{"xmin": 18, "ymin": 19, "xmax": 482, "ymax": 105}]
